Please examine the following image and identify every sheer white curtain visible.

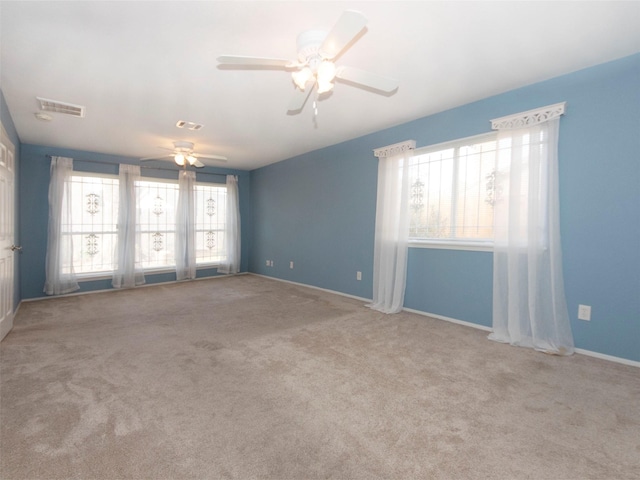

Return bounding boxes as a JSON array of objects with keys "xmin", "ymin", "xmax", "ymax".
[
  {"xmin": 218, "ymin": 175, "xmax": 241, "ymax": 274},
  {"xmin": 175, "ymin": 170, "xmax": 196, "ymax": 281},
  {"xmin": 489, "ymin": 103, "xmax": 574, "ymax": 355},
  {"xmin": 112, "ymin": 164, "xmax": 145, "ymax": 288},
  {"xmin": 367, "ymin": 142, "xmax": 414, "ymax": 314},
  {"xmin": 44, "ymin": 156, "xmax": 79, "ymax": 295}
]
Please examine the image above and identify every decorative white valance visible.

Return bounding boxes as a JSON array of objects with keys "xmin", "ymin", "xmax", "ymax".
[
  {"xmin": 491, "ymin": 102, "xmax": 566, "ymax": 130},
  {"xmin": 373, "ymin": 140, "xmax": 416, "ymax": 158}
]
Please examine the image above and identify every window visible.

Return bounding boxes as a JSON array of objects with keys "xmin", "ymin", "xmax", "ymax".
[
  {"xmin": 195, "ymin": 183, "xmax": 227, "ymax": 265},
  {"xmin": 64, "ymin": 174, "xmax": 119, "ymax": 275},
  {"xmin": 63, "ymin": 173, "xmax": 228, "ymax": 276},
  {"xmin": 408, "ymin": 133, "xmax": 498, "ymax": 247},
  {"xmin": 137, "ymin": 179, "xmax": 179, "ymax": 270}
]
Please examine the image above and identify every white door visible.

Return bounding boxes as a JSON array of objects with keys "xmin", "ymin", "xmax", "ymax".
[{"xmin": 0, "ymin": 125, "xmax": 16, "ymax": 341}]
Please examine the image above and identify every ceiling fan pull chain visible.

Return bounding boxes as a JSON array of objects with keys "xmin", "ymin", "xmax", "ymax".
[{"xmin": 312, "ymin": 87, "xmax": 320, "ymax": 120}]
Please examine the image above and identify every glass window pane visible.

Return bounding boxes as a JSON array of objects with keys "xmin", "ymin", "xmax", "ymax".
[
  {"xmin": 137, "ymin": 180, "xmax": 179, "ymax": 269},
  {"xmin": 195, "ymin": 184, "xmax": 227, "ymax": 265},
  {"xmin": 64, "ymin": 175, "xmax": 119, "ymax": 274},
  {"xmin": 409, "ymin": 134, "xmax": 497, "ymax": 242}
]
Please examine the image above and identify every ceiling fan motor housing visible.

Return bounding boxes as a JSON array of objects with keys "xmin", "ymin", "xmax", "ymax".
[
  {"xmin": 296, "ymin": 30, "xmax": 327, "ymax": 65},
  {"xmin": 174, "ymin": 140, "xmax": 195, "ymax": 153}
]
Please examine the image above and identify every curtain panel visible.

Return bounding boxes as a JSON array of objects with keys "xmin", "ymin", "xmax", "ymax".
[
  {"xmin": 175, "ymin": 170, "xmax": 196, "ymax": 281},
  {"xmin": 489, "ymin": 104, "xmax": 574, "ymax": 355},
  {"xmin": 44, "ymin": 156, "xmax": 80, "ymax": 295},
  {"xmin": 218, "ymin": 175, "xmax": 241, "ymax": 274},
  {"xmin": 367, "ymin": 142, "xmax": 414, "ymax": 314},
  {"xmin": 112, "ymin": 164, "xmax": 145, "ymax": 288}
]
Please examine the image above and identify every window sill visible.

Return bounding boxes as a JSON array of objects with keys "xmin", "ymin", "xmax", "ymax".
[
  {"xmin": 76, "ymin": 272, "xmax": 113, "ymax": 282},
  {"xmin": 76, "ymin": 263, "xmax": 223, "ymax": 283},
  {"xmin": 409, "ymin": 240, "xmax": 493, "ymax": 252}
]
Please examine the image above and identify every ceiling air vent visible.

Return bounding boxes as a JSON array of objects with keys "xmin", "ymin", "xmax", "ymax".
[
  {"xmin": 176, "ymin": 120, "xmax": 203, "ymax": 130},
  {"xmin": 37, "ymin": 97, "xmax": 85, "ymax": 118}
]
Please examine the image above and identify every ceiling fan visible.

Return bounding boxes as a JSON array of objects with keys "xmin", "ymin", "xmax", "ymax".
[
  {"xmin": 140, "ymin": 141, "xmax": 227, "ymax": 168},
  {"xmin": 217, "ymin": 10, "xmax": 399, "ymax": 113}
]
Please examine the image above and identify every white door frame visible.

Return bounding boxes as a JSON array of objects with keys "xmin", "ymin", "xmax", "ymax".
[{"xmin": 0, "ymin": 123, "xmax": 16, "ymax": 341}]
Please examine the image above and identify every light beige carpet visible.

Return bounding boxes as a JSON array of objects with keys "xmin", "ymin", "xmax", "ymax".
[{"xmin": 1, "ymin": 275, "xmax": 638, "ymax": 479}]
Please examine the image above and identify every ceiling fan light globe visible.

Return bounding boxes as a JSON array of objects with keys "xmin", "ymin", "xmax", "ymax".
[
  {"xmin": 187, "ymin": 155, "xmax": 197, "ymax": 166},
  {"xmin": 317, "ymin": 80, "xmax": 334, "ymax": 94},
  {"xmin": 174, "ymin": 153, "xmax": 185, "ymax": 166},
  {"xmin": 292, "ymin": 67, "xmax": 313, "ymax": 90},
  {"xmin": 317, "ymin": 61, "xmax": 336, "ymax": 83}
]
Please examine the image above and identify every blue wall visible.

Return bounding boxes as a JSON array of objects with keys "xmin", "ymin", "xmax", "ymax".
[
  {"xmin": 1, "ymin": 91, "xmax": 21, "ymax": 310},
  {"xmin": 250, "ymin": 140, "xmax": 377, "ymax": 299},
  {"xmin": 19, "ymin": 144, "xmax": 251, "ymax": 299},
  {"xmin": 250, "ymin": 54, "xmax": 640, "ymax": 362}
]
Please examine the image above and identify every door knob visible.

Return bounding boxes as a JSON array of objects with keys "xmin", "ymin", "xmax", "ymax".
[{"xmin": 10, "ymin": 245, "xmax": 22, "ymax": 252}]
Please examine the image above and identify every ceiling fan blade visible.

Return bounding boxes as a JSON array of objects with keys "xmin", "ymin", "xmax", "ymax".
[
  {"xmin": 193, "ymin": 160, "xmax": 205, "ymax": 168},
  {"xmin": 157, "ymin": 146, "xmax": 177, "ymax": 153},
  {"xmin": 335, "ymin": 66, "xmax": 399, "ymax": 93},
  {"xmin": 287, "ymin": 81, "xmax": 316, "ymax": 113},
  {"xmin": 140, "ymin": 154, "xmax": 172, "ymax": 162},
  {"xmin": 319, "ymin": 10, "xmax": 367, "ymax": 60},
  {"xmin": 194, "ymin": 153, "xmax": 228, "ymax": 162},
  {"xmin": 217, "ymin": 55, "xmax": 293, "ymax": 68}
]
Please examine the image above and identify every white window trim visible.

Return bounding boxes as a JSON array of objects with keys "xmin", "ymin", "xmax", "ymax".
[
  {"xmin": 412, "ymin": 131, "xmax": 497, "ymax": 156},
  {"xmin": 75, "ymin": 272, "xmax": 113, "ymax": 282},
  {"xmin": 66, "ymin": 172, "xmax": 120, "ymax": 276},
  {"xmin": 490, "ymin": 102, "xmax": 565, "ymax": 130},
  {"xmin": 71, "ymin": 171, "xmax": 118, "ymax": 180},
  {"xmin": 69, "ymin": 172, "xmax": 118, "ymax": 281},
  {"xmin": 409, "ymin": 239, "xmax": 493, "ymax": 252}
]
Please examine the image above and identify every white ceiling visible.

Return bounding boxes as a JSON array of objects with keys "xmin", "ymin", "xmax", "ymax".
[{"xmin": 1, "ymin": 1, "xmax": 639, "ymax": 171}]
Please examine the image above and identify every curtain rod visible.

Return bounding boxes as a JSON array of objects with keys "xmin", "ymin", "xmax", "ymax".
[{"xmin": 45, "ymin": 155, "xmax": 227, "ymax": 177}]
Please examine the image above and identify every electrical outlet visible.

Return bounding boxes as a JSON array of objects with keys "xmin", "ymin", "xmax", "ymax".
[
  {"xmin": 578, "ymin": 304, "xmax": 591, "ymax": 321},
  {"xmin": 265, "ymin": 260, "xmax": 270, "ymax": 266},
  {"xmin": 356, "ymin": 271, "xmax": 362, "ymax": 281},
  {"xmin": 270, "ymin": 260, "xmax": 274, "ymax": 267},
  {"xmin": 290, "ymin": 261, "xmax": 294, "ymax": 269}
]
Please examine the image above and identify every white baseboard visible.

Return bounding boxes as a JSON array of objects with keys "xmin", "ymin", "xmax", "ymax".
[
  {"xmin": 574, "ymin": 348, "xmax": 640, "ymax": 368},
  {"xmin": 405, "ymin": 308, "xmax": 638, "ymax": 367},
  {"xmin": 0, "ymin": 299, "xmax": 20, "ymax": 341},
  {"xmin": 402, "ymin": 307, "xmax": 493, "ymax": 332},
  {"xmin": 248, "ymin": 274, "xmax": 638, "ymax": 368},
  {"xmin": 0, "ymin": 315, "xmax": 13, "ymax": 341},
  {"xmin": 19, "ymin": 272, "xmax": 248, "ymax": 304},
  {"xmin": 251, "ymin": 274, "xmax": 492, "ymax": 330},
  {"xmin": 249, "ymin": 273, "xmax": 371, "ymax": 302}
]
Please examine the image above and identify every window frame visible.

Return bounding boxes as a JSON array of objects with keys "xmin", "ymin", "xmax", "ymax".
[
  {"xmin": 136, "ymin": 176, "xmax": 180, "ymax": 273},
  {"xmin": 194, "ymin": 181, "xmax": 228, "ymax": 267},
  {"xmin": 61, "ymin": 170, "xmax": 230, "ymax": 281},
  {"xmin": 408, "ymin": 132, "xmax": 498, "ymax": 251},
  {"xmin": 64, "ymin": 171, "xmax": 120, "ymax": 280}
]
